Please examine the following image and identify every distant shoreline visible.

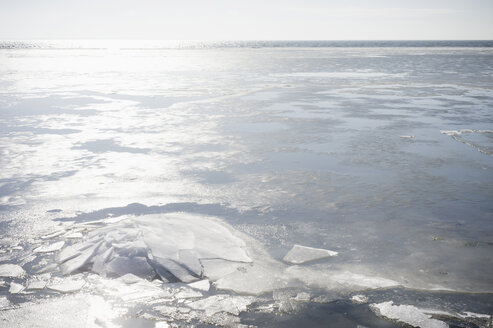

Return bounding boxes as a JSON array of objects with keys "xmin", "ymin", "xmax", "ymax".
[{"xmin": 1, "ymin": 40, "xmax": 493, "ymax": 50}]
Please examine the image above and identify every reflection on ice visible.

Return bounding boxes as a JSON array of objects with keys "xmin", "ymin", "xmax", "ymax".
[{"xmin": 1, "ymin": 45, "xmax": 492, "ymax": 326}]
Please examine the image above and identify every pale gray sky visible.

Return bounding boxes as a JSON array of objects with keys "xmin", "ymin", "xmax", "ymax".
[{"xmin": 1, "ymin": 0, "xmax": 492, "ymax": 40}]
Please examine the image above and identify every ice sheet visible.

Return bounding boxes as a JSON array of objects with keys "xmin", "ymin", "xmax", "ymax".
[
  {"xmin": 33, "ymin": 241, "xmax": 65, "ymax": 253},
  {"xmin": 52, "ymin": 213, "xmax": 253, "ymax": 283},
  {"xmin": 9, "ymin": 282, "xmax": 25, "ymax": 294},
  {"xmin": 48, "ymin": 279, "xmax": 86, "ymax": 293},
  {"xmin": 188, "ymin": 279, "xmax": 211, "ymax": 291}
]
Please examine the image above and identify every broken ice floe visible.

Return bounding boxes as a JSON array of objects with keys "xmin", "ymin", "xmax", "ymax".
[
  {"xmin": 9, "ymin": 282, "xmax": 25, "ymax": 294},
  {"xmin": 188, "ymin": 279, "xmax": 211, "ymax": 291},
  {"xmin": 188, "ymin": 294, "xmax": 255, "ymax": 316},
  {"xmin": 0, "ymin": 264, "xmax": 26, "ymax": 278},
  {"xmin": 283, "ymin": 244, "xmax": 338, "ymax": 264},
  {"xmin": 27, "ymin": 280, "xmax": 47, "ymax": 290},
  {"xmin": 273, "ymin": 289, "xmax": 312, "ymax": 313},
  {"xmin": 53, "ymin": 213, "xmax": 252, "ymax": 283},
  {"xmin": 33, "ymin": 241, "xmax": 65, "ymax": 253},
  {"xmin": 440, "ymin": 129, "xmax": 493, "ymax": 155},
  {"xmin": 0, "ymin": 295, "xmax": 121, "ymax": 328},
  {"xmin": 351, "ymin": 294, "xmax": 370, "ymax": 304},
  {"xmin": 47, "ymin": 278, "xmax": 86, "ymax": 293},
  {"xmin": 371, "ymin": 301, "xmax": 448, "ymax": 328},
  {"xmin": 42, "ymin": 212, "xmax": 406, "ymax": 297},
  {"xmin": 0, "ymin": 296, "xmax": 11, "ymax": 309}
]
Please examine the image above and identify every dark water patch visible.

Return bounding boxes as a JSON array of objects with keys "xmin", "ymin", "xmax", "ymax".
[
  {"xmin": 52, "ymin": 202, "xmax": 259, "ymax": 225},
  {"xmin": 185, "ymin": 170, "xmax": 237, "ymax": 185},
  {"xmin": 240, "ymin": 300, "xmax": 399, "ymax": 328},
  {"xmin": 73, "ymin": 139, "xmax": 150, "ymax": 154}
]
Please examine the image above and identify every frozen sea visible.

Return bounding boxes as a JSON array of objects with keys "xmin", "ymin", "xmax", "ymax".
[{"xmin": 0, "ymin": 41, "xmax": 492, "ymax": 327}]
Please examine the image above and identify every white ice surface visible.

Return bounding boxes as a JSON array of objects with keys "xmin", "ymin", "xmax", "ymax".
[
  {"xmin": 48, "ymin": 279, "xmax": 86, "ymax": 293},
  {"xmin": 351, "ymin": 294, "xmax": 369, "ymax": 304},
  {"xmin": 0, "ymin": 295, "xmax": 119, "ymax": 328},
  {"xmin": 33, "ymin": 241, "xmax": 65, "ymax": 253},
  {"xmin": 0, "ymin": 296, "xmax": 11, "ymax": 309},
  {"xmin": 52, "ymin": 213, "xmax": 404, "ymax": 295},
  {"xmin": 9, "ymin": 282, "xmax": 25, "ymax": 294},
  {"xmin": 283, "ymin": 244, "xmax": 338, "ymax": 264},
  {"xmin": 188, "ymin": 279, "xmax": 211, "ymax": 292},
  {"xmin": 188, "ymin": 294, "xmax": 255, "ymax": 316},
  {"xmin": 60, "ymin": 241, "xmax": 103, "ymax": 275},
  {"xmin": 27, "ymin": 280, "xmax": 47, "ymax": 290},
  {"xmin": 371, "ymin": 301, "xmax": 448, "ymax": 328},
  {"xmin": 462, "ymin": 311, "xmax": 492, "ymax": 319},
  {"xmin": 174, "ymin": 288, "xmax": 203, "ymax": 299},
  {"xmin": 54, "ymin": 213, "xmax": 252, "ymax": 283},
  {"xmin": 0, "ymin": 264, "xmax": 25, "ymax": 278}
]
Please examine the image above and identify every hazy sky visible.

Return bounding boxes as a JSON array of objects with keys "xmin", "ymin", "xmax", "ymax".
[{"xmin": 1, "ymin": 0, "xmax": 492, "ymax": 40}]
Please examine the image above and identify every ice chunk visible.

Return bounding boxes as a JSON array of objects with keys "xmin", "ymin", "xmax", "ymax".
[
  {"xmin": 179, "ymin": 249, "xmax": 203, "ymax": 276},
  {"xmin": 200, "ymin": 259, "xmax": 244, "ymax": 281},
  {"xmin": 151, "ymin": 256, "xmax": 198, "ymax": 282},
  {"xmin": 295, "ymin": 292, "xmax": 311, "ymax": 302},
  {"xmin": 91, "ymin": 246, "xmax": 113, "ymax": 274},
  {"xmin": 0, "ymin": 264, "xmax": 25, "ymax": 278},
  {"xmin": 0, "ymin": 296, "xmax": 11, "ymax": 309},
  {"xmin": 285, "ymin": 267, "xmax": 399, "ymax": 291},
  {"xmin": 136, "ymin": 213, "xmax": 252, "ymax": 263},
  {"xmin": 116, "ymin": 273, "xmax": 145, "ymax": 285},
  {"xmin": 188, "ymin": 279, "xmax": 210, "ymax": 291},
  {"xmin": 283, "ymin": 244, "xmax": 338, "ymax": 264},
  {"xmin": 155, "ymin": 322, "xmax": 170, "ymax": 328},
  {"xmin": 0, "ymin": 294, "xmax": 117, "ymax": 328},
  {"xmin": 65, "ymin": 232, "xmax": 83, "ymax": 239},
  {"xmin": 105, "ymin": 256, "xmax": 155, "ymax": 279},
  {"xmin": 41, "ymin": 230, "xmax": 66, "ymax": 239},
  {"xmin": 60, "ymin": 241, "xmax": 103, "ymax": 275},
  {"xmin": 27, "ymin": 280, "xmax": 47, "ymax": 290},
  {"xmin": 463, "ymin": 311, "xmax": 491, "ymax": 319},
  {"xmin": 48, "ymin": 279, "xmax": 86, "ymax": 293},
  {"xmin": 55, "ymin": 213, "xmax": 254, "ymax": 284},
  {"xmin": 57, "ymin": 241, "xmax": 94, "ymax": 263},
  {"xmin": 215, "ymin": 263, "xmax": 284, "ymax": 295},
  {"xmin": 9, "ymin": 282, "xmax": 25, "ymax": 294},
  {"xmin": 371, "ymin": 301, "xmax": 448, "ymax": 328},
  {"xmin": 174, "ymin": 287, "xmax": 203, "ymax": 299},
  {"xmin": 188, "ymin": 294, "xmax": 254, "ymax": 316},
  {"xmin": 33, "ymin": 241, "xmax": 65, "ymax": 253},
  {"xmin": 351, "ymin": 294, "xmax": 369, "ymax": 304},
  {"xmin": 101, "ymin": 278, "xmax": 168, "ymax": 302},
  {"xmin": 112, "ymin": 239, "xmax": 148, "ymax": 258},
  {"xmin": 331, "ymin": 272, "xmax": 399, "ymax": 288}
]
